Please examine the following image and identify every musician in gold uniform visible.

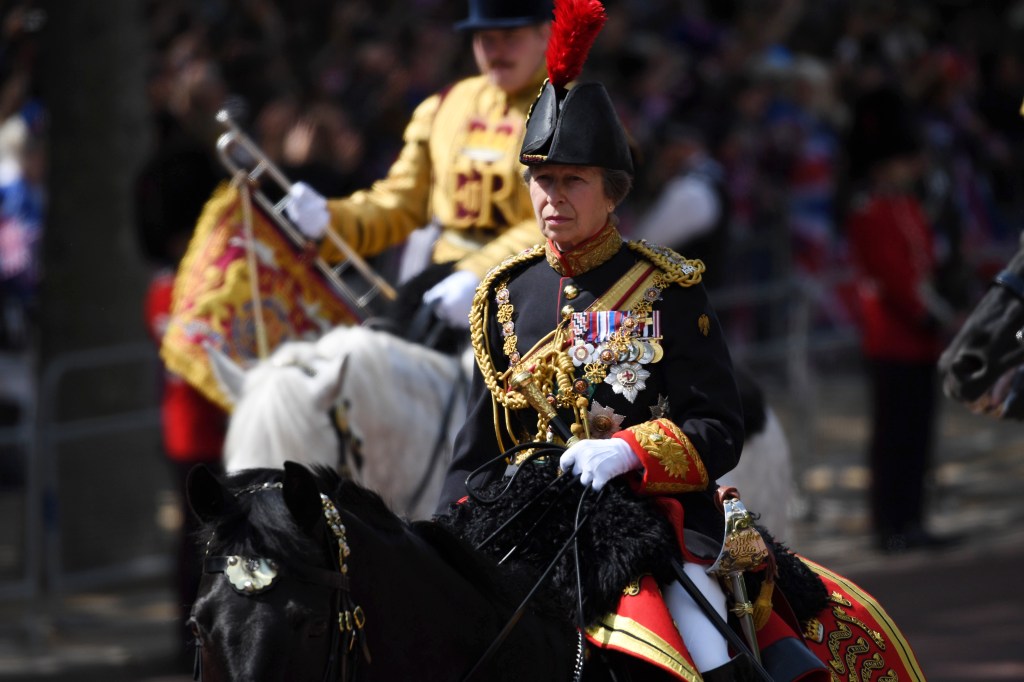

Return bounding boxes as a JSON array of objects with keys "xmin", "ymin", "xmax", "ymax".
[{"xmin": 286, "ymin": 0, "xmax": 554, "ymax": 329}]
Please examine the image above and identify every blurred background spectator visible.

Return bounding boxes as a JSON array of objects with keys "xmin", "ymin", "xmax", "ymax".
[
  {"xmin": 121, "ymin": 0, "xmax": 1024, "ymax": 327},
  {"xmin": 0, "ymin": 0, "xmax": 44, "ymax": 352},
  {"xmin": 843, "ymin": 84, "xmax": 961, "ymax": 553},
  {"xmin": 1, "ymin": 0, "xmax": 1020, "ymax": 355}
]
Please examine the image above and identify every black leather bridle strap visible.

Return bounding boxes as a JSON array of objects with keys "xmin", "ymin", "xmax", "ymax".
[
  {"xmin": 992, "ymin": 269, "xmax": 1024, "ymax": 303},
  {"xmin": 202, "ymin": 556, "xmax": 350, "ymax": 591},
  {"xmin": 198, "ymin": 556, "xmax": 354, "ymax": 682},
  {"xmin": 330, "ymin": 407, "xmax": 365, "ymax": 476}
]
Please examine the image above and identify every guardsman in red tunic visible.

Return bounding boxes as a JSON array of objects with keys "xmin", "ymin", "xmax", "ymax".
[{"xmin": 845, "ymin": 86, "xmax": 958, "ymax": 553}]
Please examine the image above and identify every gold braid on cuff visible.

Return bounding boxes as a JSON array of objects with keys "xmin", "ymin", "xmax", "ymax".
[{"xmin": 627, "ymin": 419, "xmax": 708, "ymax": 492}]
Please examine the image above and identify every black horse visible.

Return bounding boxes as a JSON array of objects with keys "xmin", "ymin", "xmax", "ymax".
[
  {"xmin": 186, "ymin": 462, "xmax": 927, "ymax": 682},
  {"xmin": 186, "ymin": 462, "xmax": 642, "ymax": 681},
  {"xmin": 939, "ymin": 232, "xmax": 1024, "ymax": 418}
]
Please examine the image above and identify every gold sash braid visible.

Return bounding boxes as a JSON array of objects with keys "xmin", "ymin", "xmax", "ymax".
[{"xmin": 161, "ymin": 183, "xmax": 361, "ymax": 410}]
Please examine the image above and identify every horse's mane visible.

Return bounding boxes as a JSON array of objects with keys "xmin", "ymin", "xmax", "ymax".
[
  {"xmin": 201, "ymin": 467, "xmax": 408, "ymax": 561},
  {"xmin": 200, "ymin": 465, "xmax": 548, "ymax": 620},
  {"xmin": 223, "ymin": 356, "xmax": 339, "ymax": 471},
  {"xmin": 409, "ymin": 520, "xmax": 547, "ymax": 617},
  {"xmin": 333, "ymin": 475, "xmax": 409, "ymax": 534}
]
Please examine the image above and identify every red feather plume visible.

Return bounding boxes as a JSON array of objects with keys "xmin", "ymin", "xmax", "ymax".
[{"xmin": 545, "ymin": 0, "xmax": 607, "ymax": 88}]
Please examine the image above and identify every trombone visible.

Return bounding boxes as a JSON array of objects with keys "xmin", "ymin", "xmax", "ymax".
[{"xmin": 214, "ymin": 109, "xmax": 397, "ymax": 318}]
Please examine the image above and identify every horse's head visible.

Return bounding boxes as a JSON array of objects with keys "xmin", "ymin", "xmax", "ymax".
[
  {"xmin": 185, "ymin": 461, "xmax": 584, "ymax": 681},
  {"xmin": 186, "ymin": 462, "xmax": 367, "ymax": 682},
  {"xmin": 313, "ymin": 325, "xmax": 468, "ymax": 518},
  {"xmin": 939, "ymin": 237, "xmax": 1024, "ymax": 407},
  {"xmin": 214, "ymin": 341, "xmax": 349, "ymax": 473}
]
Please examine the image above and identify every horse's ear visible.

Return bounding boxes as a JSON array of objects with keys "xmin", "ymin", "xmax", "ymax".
[
  {"xmin": 186, "ymin": 464, "xmax": 231, "ymax": 523},
  {"xmin": 206, "ymin": 341, "xmax": 246, "ymax": 406},
  {"xmin": 282, "ymin": 461, "xmax": 325, "ymax": 535},
  {"xmin": 311, "ymin": 355, "xmax": 348, "ymax": 413}
]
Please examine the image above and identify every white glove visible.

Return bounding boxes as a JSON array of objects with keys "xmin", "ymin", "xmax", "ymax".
[
  {"xmin": 422, "ymin": 270, "xmax": 480, "ymax": 329},
  {"xmin": 285, "ymin": 181, "xmax": 329, "ymax": 240},
  {"xmin": 559, "ymin": 437, "xmax": 642, "ymax": 491}
]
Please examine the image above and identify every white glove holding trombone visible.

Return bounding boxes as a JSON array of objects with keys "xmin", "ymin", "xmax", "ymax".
[{"xmin": 285, "ymin": 181, "xmax": 330, "ymax": 240}]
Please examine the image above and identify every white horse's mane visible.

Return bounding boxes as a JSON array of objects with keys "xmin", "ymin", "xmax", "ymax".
[
  {"xmin": 216, "ymin": 325, "xmax": 468, "ymax": 520},
  {"xmin": 222, "ymin": 342, "xmax": 342, "ymax": 472}
]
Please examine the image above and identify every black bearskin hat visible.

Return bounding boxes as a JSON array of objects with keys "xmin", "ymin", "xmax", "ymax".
[
  {"xmin": 845, "ymin": 86, "xmax": 923, "ymax": 182},
  {"xmin": 518, "ymin": 0, "xmax": 633, "ymax": 174}
]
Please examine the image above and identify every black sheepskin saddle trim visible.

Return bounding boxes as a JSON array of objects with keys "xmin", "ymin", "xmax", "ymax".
[
  {"xmin": 749, "ymin": 527, "xmax": 832, "ymax": 627},
  {"xmin": 439, "ymin": 460, "xmax": 680, "ymax": 626},
  {"xmin": 439, "ymin": 460, "xmax": 831, "ymax": 631}
]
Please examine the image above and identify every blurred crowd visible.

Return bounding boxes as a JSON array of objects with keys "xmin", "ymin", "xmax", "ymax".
[
  {"xmin": 4, "ymin": 0, "xmax": 1024, "ymax": 349},
  {"xmin": 0, "ymin": 1, "xmax": 44, "ymax": 351},
  {"xmin": 134, "ymin": 0, "xmax": 1024, "ymax": 339}
]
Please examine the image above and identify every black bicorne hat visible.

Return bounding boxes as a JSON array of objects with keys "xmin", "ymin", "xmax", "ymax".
[
  {"xmin": 520, "ymin": 81, "xmax": 633, "ymax": 174},
  {"xmin": 518, "ymin": 0, "xmax": 633, "ymax": 174},
  {"xmin": 455, "ymin": 0, "xmax": 554, "ymax": 31}
]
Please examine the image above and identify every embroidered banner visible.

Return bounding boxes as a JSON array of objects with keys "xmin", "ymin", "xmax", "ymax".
[{"xmin": 161, "ymin": 183, "xmax": 360, "ymax": 410}]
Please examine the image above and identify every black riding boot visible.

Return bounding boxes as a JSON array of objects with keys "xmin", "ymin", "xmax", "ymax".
[{"xmin": 699, "ymin": 654, "xmax": 758, "ymax": 682}]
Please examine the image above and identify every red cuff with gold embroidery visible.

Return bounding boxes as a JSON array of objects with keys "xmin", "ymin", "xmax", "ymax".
[{"xmin": 613, "ymin": 419, "xmax": 709, "ymax": 495}]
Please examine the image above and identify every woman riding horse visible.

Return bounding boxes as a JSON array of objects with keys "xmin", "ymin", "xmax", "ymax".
[{"xmin": 434, "ymin": 3, "xmax": 819, "ymax": 679}]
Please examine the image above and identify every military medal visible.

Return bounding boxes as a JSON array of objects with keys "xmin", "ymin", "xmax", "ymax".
[
  {"xmin": 605, "ymin": 361, "xmax": 649, "ymax": 403},
  {"xmin": 587, "ymin": 401, "xmax": 625, "ymax": 438},
  {"xmin": 570, "ymin": 341, "xmax": 595, "ymax": 366},
  {"xmin": 649, "ymin": 394, "xmax": 670, "ymax": 419}
]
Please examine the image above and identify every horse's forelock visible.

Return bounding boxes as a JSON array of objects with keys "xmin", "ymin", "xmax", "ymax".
[
  {"xmin": 202, "ymin": 469, "xmax": 328, "ymax": 565},
  {"xmin": 204, "ymin": 467, "xmax": 408, "ymax": 556}
]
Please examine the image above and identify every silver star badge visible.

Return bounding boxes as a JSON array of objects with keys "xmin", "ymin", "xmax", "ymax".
[{"xmin": 604, "ymin": 362, "xmax": 649, "ymax": 403}]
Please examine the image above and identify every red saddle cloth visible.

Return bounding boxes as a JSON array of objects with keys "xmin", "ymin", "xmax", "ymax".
[{"xmin": 799, "ymin": 558, "xmax": 926, "ymax": 682}]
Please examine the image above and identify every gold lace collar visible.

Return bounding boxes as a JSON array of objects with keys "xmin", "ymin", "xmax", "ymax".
[{"xmin": 545, "ymin": 221, "xmax": 623, "ymax": 277}]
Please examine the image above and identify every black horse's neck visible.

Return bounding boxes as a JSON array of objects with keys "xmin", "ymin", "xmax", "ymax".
[{"xmin": 193, "ymin": 465, "xmax": 576, "ymax": 681}]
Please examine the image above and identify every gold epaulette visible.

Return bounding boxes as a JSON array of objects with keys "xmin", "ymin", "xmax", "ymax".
[{"xmin": 626, "ymin": 240, "xmax": 705, "ymax": 287}]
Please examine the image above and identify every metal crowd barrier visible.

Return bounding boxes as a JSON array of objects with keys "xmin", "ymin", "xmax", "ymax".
[{"xmin": 0, "ymin": 343, "xmax": 164, "ymax": 601}]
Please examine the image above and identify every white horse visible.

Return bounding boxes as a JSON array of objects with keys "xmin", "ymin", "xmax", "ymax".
[
  {"xmin": 209, "ymin": 325, "xmax": 470, "ymax": 520},
  {"xmin": 211, "ymin": 325, "xmax": 795, "ymax": 537},
  {"xmin": 719, "ymin": 404, "xmax": 793, "ymax": 541}
]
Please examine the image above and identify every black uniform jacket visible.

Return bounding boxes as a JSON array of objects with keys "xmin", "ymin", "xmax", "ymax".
[{"xmin": 436, "ymin": 234, "xmax": 744, "ymax": 540}]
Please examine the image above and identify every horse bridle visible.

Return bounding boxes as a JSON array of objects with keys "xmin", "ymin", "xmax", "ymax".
[
  {"xmin": 991, "ymin": 268, "xmax": 1024, "ymax": 346},
  {"xmin": 195, "ymin": 482, "xmax": 369, "ymax": 682},
  {"xmin": 329, "ymin": 356, "xmax": 469, "ymax": 514}
]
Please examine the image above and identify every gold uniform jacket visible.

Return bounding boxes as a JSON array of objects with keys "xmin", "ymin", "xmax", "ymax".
[{"xmin": 319, "ymin": 73, "xmax": 546, "ymax": 279}]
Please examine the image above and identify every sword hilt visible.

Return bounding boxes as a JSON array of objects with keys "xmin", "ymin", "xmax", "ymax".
[
  {"xmin": 509, "ymin": 370, "xmax": 580, "ymax": 445},
  {"xmin": 708, "ymin": 493, "xmax": 771, "ymax": 665}
]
